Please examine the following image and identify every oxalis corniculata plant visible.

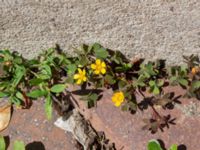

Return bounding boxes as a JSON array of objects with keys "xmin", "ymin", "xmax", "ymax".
[{"xmin": 0, "ymin": 43, "xmax": 200, "ymax": 135}]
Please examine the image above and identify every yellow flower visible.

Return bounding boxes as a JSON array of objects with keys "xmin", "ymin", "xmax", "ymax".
[
  {"xmin": 73, "ymin": 68, "xmax": 87, "ymax": 85},
  {"xmin": 191, "ymin": 66, "xmax": 199, "ymax": 75},
  {"xmin": 91, "ymin": 59, "xmax": 106, "ymax": 75},
  {"xmin": 112, "ymin": 91, "xmax": 124, "ymax": 107}
]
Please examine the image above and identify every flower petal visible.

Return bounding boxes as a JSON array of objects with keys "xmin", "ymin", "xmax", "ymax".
[
  {"xmin": 83, "ymin": 76, "xmax": 87, "ymax": 81},
  {"xmin": 82, "ymin": 69, "xmax": 86, "ymax": 75},
  {"xmin": 91, "ymin": 64, "xmax": 96, "ymax": 69},
  {"xmin": 96, "ymin": 59, "xmax": 101, "ymax": 65},
  {"xmin": 114, "ymin": 101, "xmax": 121, "ymax": 107},
  {"xmin": 101, "ymin": 68, "xmax": 106, "ymax": 74},
  {"xmin": 78, "ymin": 68, "xmax": 82, "ymax": 74},
  {"xmin": 119, "ymin": 92, "xmax": 124, "ymax": 102},
  {"xmin": 101, "ymin": 62, "xmax": 106, "ymax": 67},
  {"xmin": 73, "ymin": 74, "xmax": 79, "ymax": 79},
  {"xmin": 76, "ymin": 79, "xmax": 82, "ymax": 85},
  {"xmin": 94, "ymin": 70, "xmax": 100, "ymax": 75},
  {"xmin": 112, "ymin": 97, "xmax": 117, "ymax": 103}
]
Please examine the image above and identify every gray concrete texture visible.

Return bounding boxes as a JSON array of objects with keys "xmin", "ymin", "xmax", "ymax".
[{"xmin": 0, "ymin": 0, "xmax": 199, "ymax": 65}]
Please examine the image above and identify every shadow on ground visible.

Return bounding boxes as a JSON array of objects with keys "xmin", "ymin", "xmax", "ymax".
[{"xmin": 26, "ymin": 141, "xmax": 45, "ymax": 150}]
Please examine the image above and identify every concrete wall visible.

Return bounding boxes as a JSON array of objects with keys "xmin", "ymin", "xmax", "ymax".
[{"xmin": 0, "ymin": 0, "xmax": 199, "ymax": 64}]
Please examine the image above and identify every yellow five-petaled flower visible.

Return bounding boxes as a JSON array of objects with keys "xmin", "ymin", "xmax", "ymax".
[
  {"xmin": 91, "ymin": 59, "xmax": 106, "ymax": 75},
  {"xmin": 112, "ymin": 91, "xmax": 125, "ymax": 107},
  {"xmin": 73, "ymin": 68, "xmax": 87, "ymax": 85}
]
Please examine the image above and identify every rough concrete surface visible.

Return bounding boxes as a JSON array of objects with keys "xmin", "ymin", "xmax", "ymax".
[{"xmin": 0, "ymin": 0, "xmax": 199, "ymax": 65}]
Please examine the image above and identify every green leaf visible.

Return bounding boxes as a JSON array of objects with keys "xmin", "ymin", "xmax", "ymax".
[
  {"xmin": 27, "ymin": 89, "xmax": 47, "ymax": 98},
  {"xmin": 66, "ymin": 76, "xmax": 74, "ymax": 84},
  {"xmin": 87, "ymin": 44, "xmax": 93, "ymax": 53},
  {"xmin": 115, "ymin": 63, "xmax": 132, "ymax": 72},
  {"xmin": 178, "ymin": 78, "xmax": 188, "ymax": 87},
  {"xmin": 118, "ymin": 80, "xmax": 127, "ymax": 89},
  {"xmin": 12, "ymin": 65, "xmax": 26, "ymax": 87},
  {"xmin": 115, "ymin": 66, "xmax": 124, "ymax": 72},
  {"xmin": 13, "ymin": 57, "xmax": 23, "ymax": 64},
  {"xmin": 45, "ymin": 94, "xmax": 52, "ymax": 120},
  {"xmin": 87, "ymin": 99, "xmax": 95, "ymax": 108},
  {"xmin": 43, "ymin": 64, "xmax": 52, "ymax": 75},
  {"xmin": 11, "ymin": 96, "xmax": 22, "ymax": 106},
  {"xmin": 144, "ymin": 63, "xmax": 157, "ymax": 76},
  {"xmin": 153, "ymin": 86, "xmax": 160, "ymax": 95},
  {"xmin": 29, "ymin": 78, "xmax": 44, "ymax": 86},
  {"xmin": 39, "ymin": 64, "xmax": 52, "ymax": 79},
  {"xmin": 191, "ymin": 81, "xmax": 200, "ymax": 90},
  {"xmin": 16, "ymin": 91, "xmax": 24, "ymax": 100},
  {"xmin": 0, "ymin": 56, "xmax": 4, "ymax": 63},
  {"xmin": 170, "ymin": 76, "xmax": 177, "ymax": 82},
  {"xmin": 0, "ymin": 92, "xmax": 9, "ymax": 98},
  {"xmin": 169, "ymin": 67, "xmax": 177, "ymax": 76},
  {"xmin": 26, "ymin": 59, "xmax": 39, "ymax": 66},
  {"xmin": 46, "ymin": 48, "xmax": 55, "ymax": 56},
  {"xmin": 83, "ymin": 93, "xmax": 99, "ymax": 108},
  {"xmin": 79, "ymin": 55, "xmax": 89, "ymax": 67},
  {"xmin": 157, "ymin": 80, "xmax": 164, "ymax": 87},
  {"xmin": 89, "ymin": 93, "xmax": 98, "ymax": 101},
  {"xmin": 147, "ymin": 140, "xmax": 163, "ymax": 150},
  {"xmin": 149, "ymin": 80, "xmax": 156, "ymax": 86},
  {"xmin": 13, "ymin": 140, "xmax": 25, "ymax": 150},
  {"xmin": 169, "ymin": 144, "xmax": 178, "ymax": 150},
  {"xmin": 137, "ymin": 76, "xmax": 146, "ymax": 86},
  {"xmin": 0, "ymin": 135, "xmax": 6, "ymax": 150},
  {"xmin": 180, "ymin": 65, "xmax": 188, "ymax": 74},
  {"xmin": 92, "ymin": 43, "xmax": 101, "ymax": 51},
  {"xmin": 94, "ymin": 48, "xmax": 109, "ymax": 59},
  {"xmin": 111, "ymin": 51, "xmax": 123, "ymax": 64},
  {"xmin": 37, "ymin": 74, "xmax": 51, "ymax": 80},
  {"xmin": 66, "ymin": 64, "xmax": 77, "ymax": 75},
  {"xmin": 104, "ymin": 74, "xmax": 116, "ymax": 85},
  {"xmin": 81, "ymin": 44, "xmax": 89, "ymax": 54},
  {"xmin": 125, "ymin": 63, "xmax": 133, "ymax": 69},
  {"xmin": 50, "ymin": 84, "xmax": 66, "ymax": 93}
]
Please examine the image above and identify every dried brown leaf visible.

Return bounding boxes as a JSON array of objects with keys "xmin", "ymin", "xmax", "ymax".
[{"xmin": 0, "ymin": 104, "xmax": 11, "ymax": 132}]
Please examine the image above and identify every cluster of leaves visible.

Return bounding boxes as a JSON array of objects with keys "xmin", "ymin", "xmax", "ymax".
[
  {"xmin": 147, "ymin": 139, "xmax": 177, "ymax": 150},
  {"xmin": 0, "ymin": 43, "xmax": 200, "ymax": 133},
  {"xmin": 183, "ymin": 55, "xmax": 200, "ymax": 99},
  {"xmin": 0, "ymin": 135, "xmax": 25, "ymax": 150},
  {"xmin": 0, "ymin": 48, "xmax": 70, "ymax": 119}
]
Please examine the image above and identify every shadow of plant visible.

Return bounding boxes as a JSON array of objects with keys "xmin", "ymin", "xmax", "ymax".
[
  {"xmin": 138, "ymin": 92, "xmax": 180, "ymax": 133},
  {"xmin": 26, "ymin": 141, "xmax": 45, "ymax": 150}
]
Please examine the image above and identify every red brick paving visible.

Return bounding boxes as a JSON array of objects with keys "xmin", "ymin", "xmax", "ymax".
[
  {"xmin": 1, "ymin": 100, "xmax": 78, "ymax": 150},
  {"xmin": 73, "ymin": 86, "xmax": 200, "ymax": 150},
  {"xmin": 1, "ymin": 85, "xmax": 200, "ymax": 150}
]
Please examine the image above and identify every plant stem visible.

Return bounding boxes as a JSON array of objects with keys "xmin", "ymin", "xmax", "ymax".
[{"xmin": 151, "ymin": 105, "xmax": 162, "ymax": 119}]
